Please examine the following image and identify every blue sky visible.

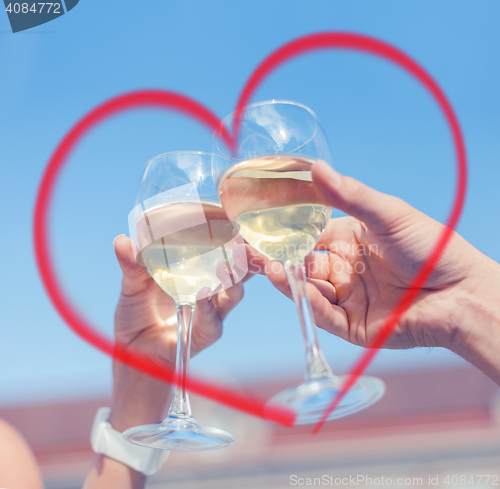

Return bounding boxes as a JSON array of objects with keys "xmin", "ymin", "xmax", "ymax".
[{"xmin": 0, "ymin": 1, "xmax": 499, "ymax": 407}]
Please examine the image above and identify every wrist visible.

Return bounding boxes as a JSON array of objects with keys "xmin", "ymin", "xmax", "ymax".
[
  {"xmin": 449, "ymin": 255, "xmax": 500, "ymax": 384},
  {"xmin": 109, "ymin": 360, "xmax": 172, "ymax": 432}
]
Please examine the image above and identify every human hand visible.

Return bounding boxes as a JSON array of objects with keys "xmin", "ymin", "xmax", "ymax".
[
  {"xmin": 84, "ymin": 236, "xmax": 245, "ymax": 488},
  {"xmin": 248, "ymin": 161, "xmax": 500, "ymax": 373},
  {"xmin": 109, "ymin": 235, "xmax": 244, "ymax": 430},
  {"xmin": 113, "ymin": 235, "xmax": 243, "ymax": 361}
]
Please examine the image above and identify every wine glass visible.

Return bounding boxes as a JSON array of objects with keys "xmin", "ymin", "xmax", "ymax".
[
  {"xmin": 123, "ymin": 151, "xmax": 241, "ymax": 449},
  {"xmin": 213, "ymin": 101, "xmax": 385, "ymax": 425}
]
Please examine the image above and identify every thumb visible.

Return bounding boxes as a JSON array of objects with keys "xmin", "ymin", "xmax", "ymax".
[
  {"xmin": 113, "ymin": 235, "xmax": 151, "ymax": 296},
  {"xmin": 312, "ymin": 160, "xmax": 412, "ymax": 235}
]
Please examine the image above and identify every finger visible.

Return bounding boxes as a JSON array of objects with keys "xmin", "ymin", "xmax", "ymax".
[
  {"xmin": 314, "ymin": 216, "xmax": 363, "ymax": 251},
  {"xmin": 264, "ymin": 261, "xmax": 293, "ymax": 301},
  {"xmin": 244, "ymin": 244, "xmax": 270, "ymax": 276},
  {"xmin": 191, "ymin": 288, "xmax": 222, "ymax": 354},
  {"xmin": 256, "ymin": 256, "xmax": 347, "ymax": 338},
  {"xmin": 215, "ymin": 259, "xmax": 244, "ymax": 298},
  {"xmin": 307, "ymin": 277, "xmax": 337, "ymax": 304},
  {"xmin": 216, "ymin": 261, "xmax": 234, "ymax": 289},
  {"xmin": 304, "ymin": 252, "xmax": 331, "ymax": 281},
  {"xmin": 214, "ymin": 282, "xmax": 245, "ymax": 322},
  {"xmin": 230, "ymin": 243, "xmax": 252, "ymax": 283},
  {"xmin": 213, "ymin": 266, "xmax": 245, "ymax": 322},
  {"xmin": 267, "ymin": 271, "xmax": 347, "ymax": 340},
  {"xmin": 320, "ymin": 254, "xmax": 370, "ymax": 346},
  {"xmin": 308, "ymin": 283, "xmax": 350, "ymax": 341},
  {"xmin": 114, "ymin": 235, "xmax": 151, "ymax": 296},
  {"xmin": 312, "ymin": 160, "xmax": 414, "ymax": 235}
]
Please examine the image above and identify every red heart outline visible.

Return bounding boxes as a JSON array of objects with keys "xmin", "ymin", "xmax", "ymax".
[{"xmin": 33, "ymin": 33, "xmax": 466, "ymax": 431}]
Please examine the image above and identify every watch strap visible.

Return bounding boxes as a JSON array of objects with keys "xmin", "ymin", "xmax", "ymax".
[{"xmin": 90, "ymin": 407, "xmax": 169, "ymax": 476}]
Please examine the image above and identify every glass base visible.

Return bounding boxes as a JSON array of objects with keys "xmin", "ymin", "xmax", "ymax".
[
  {"xmin": 123, "ymin": 416, "xmax": 235, "ymax": 451},
  {"xmin": 265, "ymin": 375, "xmax": 385, "ymax": 425}
]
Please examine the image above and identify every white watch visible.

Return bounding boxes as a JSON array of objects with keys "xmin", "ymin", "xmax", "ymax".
[{"xmin": 90, "ymin": 407, "xmax": 169, "ymax": 476}]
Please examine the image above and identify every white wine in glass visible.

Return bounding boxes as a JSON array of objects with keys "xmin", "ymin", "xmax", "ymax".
[
  {"xmin": 136, "ymin": 200, "xmax": 237, "ymax": 304},
  {"xmin": 217, "ymin": 155, "xmax": 330, "ymax": 263}
]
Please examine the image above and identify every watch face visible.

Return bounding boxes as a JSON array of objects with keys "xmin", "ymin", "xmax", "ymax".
[{"xmin": 4, "ymin": 0, "xmax": 80, "ymax": 33}]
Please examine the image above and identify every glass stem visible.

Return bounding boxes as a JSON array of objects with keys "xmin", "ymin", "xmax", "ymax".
[
  {"xmin": 167, "ymin": 303, "xmax": 194, "ymax": 419},
  {"xmin": 285, "ymin": 259, "xmax": 333, "ymax": 381}
]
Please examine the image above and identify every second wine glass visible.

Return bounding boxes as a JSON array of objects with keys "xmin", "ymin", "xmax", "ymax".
[
  {"xmin": 123, "ymin": 151, "xmax": 240, "ymax": 449},
  {"xmin": 213, "ymin": 101, "xmax": 385, "ymax": 425}
]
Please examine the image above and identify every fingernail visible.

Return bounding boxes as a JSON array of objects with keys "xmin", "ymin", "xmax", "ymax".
[
  {"xmin": 315, "ymin": 160, "xmax": 341, "ymax": 187},
  {"xmin": 113, "ymin": 234, "xmax": 126, "ymax": 247}
]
